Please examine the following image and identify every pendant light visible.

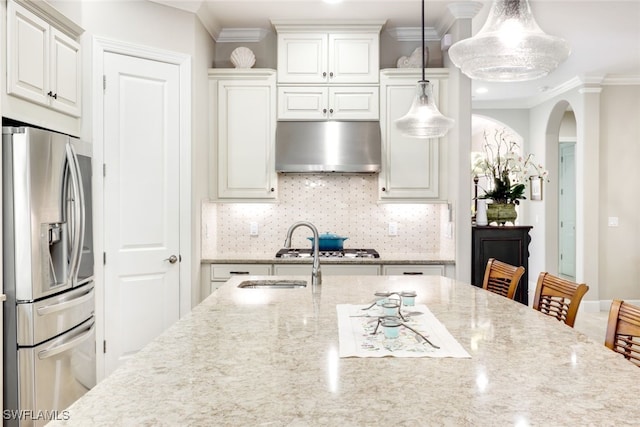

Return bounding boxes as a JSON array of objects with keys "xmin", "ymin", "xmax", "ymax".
[
  {"xmin": 448, "ymin": 0, "xmax": 570, "ymax": 82},
  {"xmin": 395, "ymin": 0, "xmax": 454, "ymax": 139}
]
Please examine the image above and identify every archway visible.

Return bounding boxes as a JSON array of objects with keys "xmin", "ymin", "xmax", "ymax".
[{"xmin": 543, "ymin": 100, "xmax": 577, "ymax": 278}]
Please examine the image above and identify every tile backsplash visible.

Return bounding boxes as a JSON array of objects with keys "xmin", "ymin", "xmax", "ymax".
[{"xmin": 202, "ymin": 174, "xmax": 454, "ymax": 258}]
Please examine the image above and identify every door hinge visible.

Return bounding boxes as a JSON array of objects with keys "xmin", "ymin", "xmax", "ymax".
[
  {"xmin": 103, "ymin": 340, "xmax": 107, "ymax": 353},
  {"xmin": 103, "ymin": 163, "xmax": 106, "ymax": 177},
  {"xmin": 103, "ymin": 252, "xmax": 106, "ymax": 265},
  {"xmin": 103, "ymin": 75, "xmax": 106, "ymax": 91}
]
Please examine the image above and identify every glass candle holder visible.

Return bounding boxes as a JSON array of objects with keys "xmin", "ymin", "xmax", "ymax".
[
  {"xmin": 382, "ymin": 299, "xmax": 400, "ymax": 316},
  {"xmin": 400, "ymin": 290, "xmax": 417, "ymax": 307},
  {"xmin": 375, "ymin": 291, "xmax": 391, "ymax": 306},
  {"xmin": 381, "ymin": 316, "xmax": 402, "ymax": 339}
]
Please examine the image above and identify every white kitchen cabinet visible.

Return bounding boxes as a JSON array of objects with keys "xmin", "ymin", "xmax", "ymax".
[
  {"xmin": 382, "ymin": 265, "xmax": 445, "ymax": 276},
  {"xmin": 378, "ymin": 69, "xmax": 450, "ymax": 201},
  {"xmin": 6, "ymin": 0, "xmax": 82, "ymax": 117},
  {"xmin": 274, "ymin": 28, "xmax": 381, "ymax": 84},
  {"xmin": 273, "ymin": 264, "xmax": 380, "ymax": 276},
  {"xmin": 277, "ymin": 86, "xmax": 379, "ymax": 120},
  {"xmin": 209, "ymin": 69, "xmax": 278, "ymax": 200}
]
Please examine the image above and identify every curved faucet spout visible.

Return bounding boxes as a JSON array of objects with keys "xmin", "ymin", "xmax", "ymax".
[{"xmin": 284, "ymin": 221, "xmax": 322, "ymax": 286}]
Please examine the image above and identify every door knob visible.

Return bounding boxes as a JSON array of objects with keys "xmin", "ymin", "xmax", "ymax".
[{"xmin": 165, "ymin": 255, "xmax": 178, "ymax": 264}]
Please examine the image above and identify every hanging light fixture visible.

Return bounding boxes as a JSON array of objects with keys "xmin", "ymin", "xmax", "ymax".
[
  {"xmin": 448, "ymin": 0, "xmax": 570, "ymax": 82},
  {"xmin": 395, "ymin": 0, "xmax": 454, "ymax": 139}
]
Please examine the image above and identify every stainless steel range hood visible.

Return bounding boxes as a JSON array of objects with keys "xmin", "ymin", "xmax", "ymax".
[{"xmin": 275, "ymin": 121, "xmax": 381, "ymax": 173}]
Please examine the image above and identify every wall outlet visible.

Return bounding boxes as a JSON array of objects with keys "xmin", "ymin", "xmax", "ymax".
[
  {"xmin": 607, "ymin": 217, "xmax": 619, "ymax": 227},
  {"xmin": 388, "ymin": 222, "xmax": 398, "ymax": 236},
  {"xmin": 249, "ymin": 221, "xmax": 259, "ymax": 236}
]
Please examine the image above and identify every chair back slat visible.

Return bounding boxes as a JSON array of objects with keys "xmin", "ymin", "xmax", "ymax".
[
  {"xmin": 482, "ymin": 258, "xmax": 525, "ymax": 300},
  {"xmin": 606, "ymin": 300, "xmax": 640, "ymax": 367},
  {"xmin": 533, "ymin": 272, "xmax": 589, "ymax": 328}
]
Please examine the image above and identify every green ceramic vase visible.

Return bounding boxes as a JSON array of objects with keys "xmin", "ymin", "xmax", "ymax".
[{"xmin": 486, "ymin": 203, "xmax": 517, "ymax": 225}]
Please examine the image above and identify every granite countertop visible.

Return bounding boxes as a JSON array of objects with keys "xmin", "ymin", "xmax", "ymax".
[
  {"xmin": 52, "ymin": 275, "xmax": 640, "ymax": 426},
  {"xmin": 202, "ymin": 252, "xmax": 455, "ymax": 265}
]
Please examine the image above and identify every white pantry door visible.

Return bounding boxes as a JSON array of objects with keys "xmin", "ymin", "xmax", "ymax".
[{"xmin": 103, "ymin": 52, "xmax": 181, "ymax": 375}]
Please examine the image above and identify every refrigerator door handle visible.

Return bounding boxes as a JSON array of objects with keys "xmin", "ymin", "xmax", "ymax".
[
  {"xmin": 37, "ymin": 322, "xmax": 95, "ymax": 360},
  {"xmin": 36, "ymin": 286, "xmax": 94, "ymax": 316},
  {"xmin": 65, "ymin": 142, "xmax": 85, "ymax": 285}
]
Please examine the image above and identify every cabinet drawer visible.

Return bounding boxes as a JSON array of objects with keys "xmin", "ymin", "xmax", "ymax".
[
  {"xmin": 211, "ymin": 264, "xmax": 271, "ymax": 280},
  {"xmin": 273, "ymin": 264, "xmax": 379, "ymax": 276},
  {"xmin": 382, "ymin": 265, "xmax": 444, "ymax": 276}
]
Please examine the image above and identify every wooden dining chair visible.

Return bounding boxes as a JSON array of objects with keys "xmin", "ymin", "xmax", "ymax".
[
  {"xmin": 532, "ymin": 272, "xmax": 589, "ymax": 328},
  {"xmin": 605, "ymin": 300, "xmax": 640, "ymax": 367},
  {"xmin": 482, "ymin": 258, "xmax": 525, "ymax": 300}
]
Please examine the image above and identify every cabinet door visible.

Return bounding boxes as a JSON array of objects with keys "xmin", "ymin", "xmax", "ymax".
[
  {"xmin": 277, "ymin": 33, "xmax": 328, "ymax": 84},
  {"xmin": 379, "ymin": 78, "xmax": 440, "ymax": 200},
  {"xmin": 50, "ymin": 28, "xmax": 81, "ymax": 117},
  {"xmin": 329, "ymin": 33, "xmax": 379, "ymax": 84},
  {"xmin": 7, "ymin": 1, "xmax": 50, "ymax": 106},
  {"xmin": 277, "ymin": 86, "xmax": 328, "ymax": 120},
  {"xmin": 217, "ymin": 79, "xmax": 277, "ymax": 199},
  {"xmin": 329, "ymin": 86, "xmax": 379, "ymax": 120}
]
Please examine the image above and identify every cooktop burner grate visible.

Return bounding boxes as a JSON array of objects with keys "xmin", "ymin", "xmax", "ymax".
[{"xmin": 275, "ymin": 248, "xmax": 380, "ymax": 258}]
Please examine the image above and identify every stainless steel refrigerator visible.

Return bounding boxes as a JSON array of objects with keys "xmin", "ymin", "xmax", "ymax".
[{"xmin": 2, "ymin": 126, "xmax": 96, "ymax": 426}]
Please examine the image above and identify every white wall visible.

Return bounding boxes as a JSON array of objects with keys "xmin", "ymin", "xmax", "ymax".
[{"xmin": 484, "ymin": 81, "xmax": 640, "ymax": 308}]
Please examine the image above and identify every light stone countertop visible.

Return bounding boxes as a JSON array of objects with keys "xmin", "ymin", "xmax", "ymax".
[
  {"xmin": 202, "ymin": 252, "xmax": 455, "ymax": 265},
  {"xmin": 52, "ymin": 275, "xmax": 640, "ymax": 426}
]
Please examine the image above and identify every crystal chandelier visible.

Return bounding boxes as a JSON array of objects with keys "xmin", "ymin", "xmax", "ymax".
[
  {"xmin": 395, "ymin": 0, "xmax": 454, "ymax": 139},
  {"xmin": 448, "ymin": 0, "xmax": 570, "ymax": 82}
]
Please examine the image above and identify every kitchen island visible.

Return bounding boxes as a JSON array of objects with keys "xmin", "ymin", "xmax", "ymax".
[{"xmin": 52, "ymin": 275, "xmax": 639, "ymax": 426}]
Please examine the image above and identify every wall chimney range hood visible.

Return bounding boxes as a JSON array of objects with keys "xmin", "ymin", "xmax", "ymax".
[{"xmin": 275, "ymin": 121, "xmax": 381, "ymax": 173}]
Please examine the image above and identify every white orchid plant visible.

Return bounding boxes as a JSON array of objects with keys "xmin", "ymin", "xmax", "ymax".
[{"xmin": 472, "ymin": 128, "xmax": 548, "ymax": 205}]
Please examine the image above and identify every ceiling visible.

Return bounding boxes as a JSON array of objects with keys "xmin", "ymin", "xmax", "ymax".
[{"xmin": 150, "ymin": 0, "xmax": 640, "ymax": 108}]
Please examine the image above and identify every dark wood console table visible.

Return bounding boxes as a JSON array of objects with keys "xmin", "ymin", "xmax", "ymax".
[{"xmin": 471, "ymin": 225, "xmax": 533, "ymax": 305}]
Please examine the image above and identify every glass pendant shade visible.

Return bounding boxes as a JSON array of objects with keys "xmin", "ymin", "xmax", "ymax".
[
  {"xmin": 448, "ymin": 0, "xmax": 570, "ymax": 82},
  {"xmin": 395, "ymin": 81, "xmax": 455, "ymax": 138}
]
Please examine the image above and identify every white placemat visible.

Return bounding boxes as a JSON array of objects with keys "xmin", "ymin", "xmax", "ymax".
[{"xmin": 337, "ymin": 304, "xmax": 471, "ymax": 358}]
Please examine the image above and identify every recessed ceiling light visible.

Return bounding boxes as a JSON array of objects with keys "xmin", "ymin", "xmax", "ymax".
[
  {"xmin": 323, "ymin": 0, "xmax": 343, "ymax": 3},
  {"xmin": 476, "ymin": 87, "xmax": 489, "ymax": 94}
]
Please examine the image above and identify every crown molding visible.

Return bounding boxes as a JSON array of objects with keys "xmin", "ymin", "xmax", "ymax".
[
  {"xmin": 216, "ymin": 28, "xmax": 271, "ymax": 43},
  {"xmin": 386, "ymin": 27, "xmax": 440, "ymax": 42}
]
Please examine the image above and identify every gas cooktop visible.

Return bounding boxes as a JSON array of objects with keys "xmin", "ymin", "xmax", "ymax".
[{"xmin": 275, "ymin": 248, "xmax": 380, "ymax": 259}]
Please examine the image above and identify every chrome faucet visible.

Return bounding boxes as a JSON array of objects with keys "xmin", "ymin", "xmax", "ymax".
[{"xmin": 284, "ymin": 221, "xmax": 322, "ymax": 287}]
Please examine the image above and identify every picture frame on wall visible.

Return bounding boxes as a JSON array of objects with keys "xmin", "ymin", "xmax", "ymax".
[{"xmin": 530, "ymin": 176, "xmax": 543, "ymax": 201}]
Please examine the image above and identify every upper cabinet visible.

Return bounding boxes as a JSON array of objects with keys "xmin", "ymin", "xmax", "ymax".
[
  {"xmin": 378, "ymin": 69, "xmax": 450, "ymax": 201},
  {"xmin": 273, "ymin": 21, "xmax": 383, "ymax": 121},
  {"xmin": 277, "ymin": 85, "xmax": 379, "ymax": 120},
  {"xmin": 6, "ymin": 0, "xmax": 83, "ymax": 117},
  {"xmin": 275, "ymin": 30, "xmax": 380, "ymax": 84},
  {"xmin": 209, "ymin": 69, "xmax": 278, "ymax": 201}
]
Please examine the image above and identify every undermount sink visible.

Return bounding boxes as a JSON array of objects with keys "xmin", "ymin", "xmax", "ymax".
[{"xmin": 237, "ymin": 280, "xmax": 307, "ymax": 289}]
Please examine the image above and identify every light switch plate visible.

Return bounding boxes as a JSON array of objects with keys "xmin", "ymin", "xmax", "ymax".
[
  {"xmin": 607, "ymin": 217, "xmax": 619, "ymax": 227},
  {"xmin": 250, "ymin": 222, "xmax": 259, "ymax": 236},
  {"xmin": 388, "ymin": 222, "xmax": 398, "ymax": 236}
]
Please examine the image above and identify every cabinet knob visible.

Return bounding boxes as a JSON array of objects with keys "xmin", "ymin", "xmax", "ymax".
[
  {"xmin": 322, "ymin": 72, "xmax": 327, "ymax": 77},
  {"xmin": 329, "ymin": 72, "xmax": 334, "ymax": 78},
  {"xmin": 270, "ymin": 187, "xmax": 275, "ymax": 192},
  {"xmin": 382, "ymin": 187, "xmax": 386, "ymax": 192},
  {"xmin": 322, "ymin": 108, "xmax": 327, "ymax": 114},
  {"xmin": 329, "ymin": 109, "xmax": 334, "ymax": 114}
]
